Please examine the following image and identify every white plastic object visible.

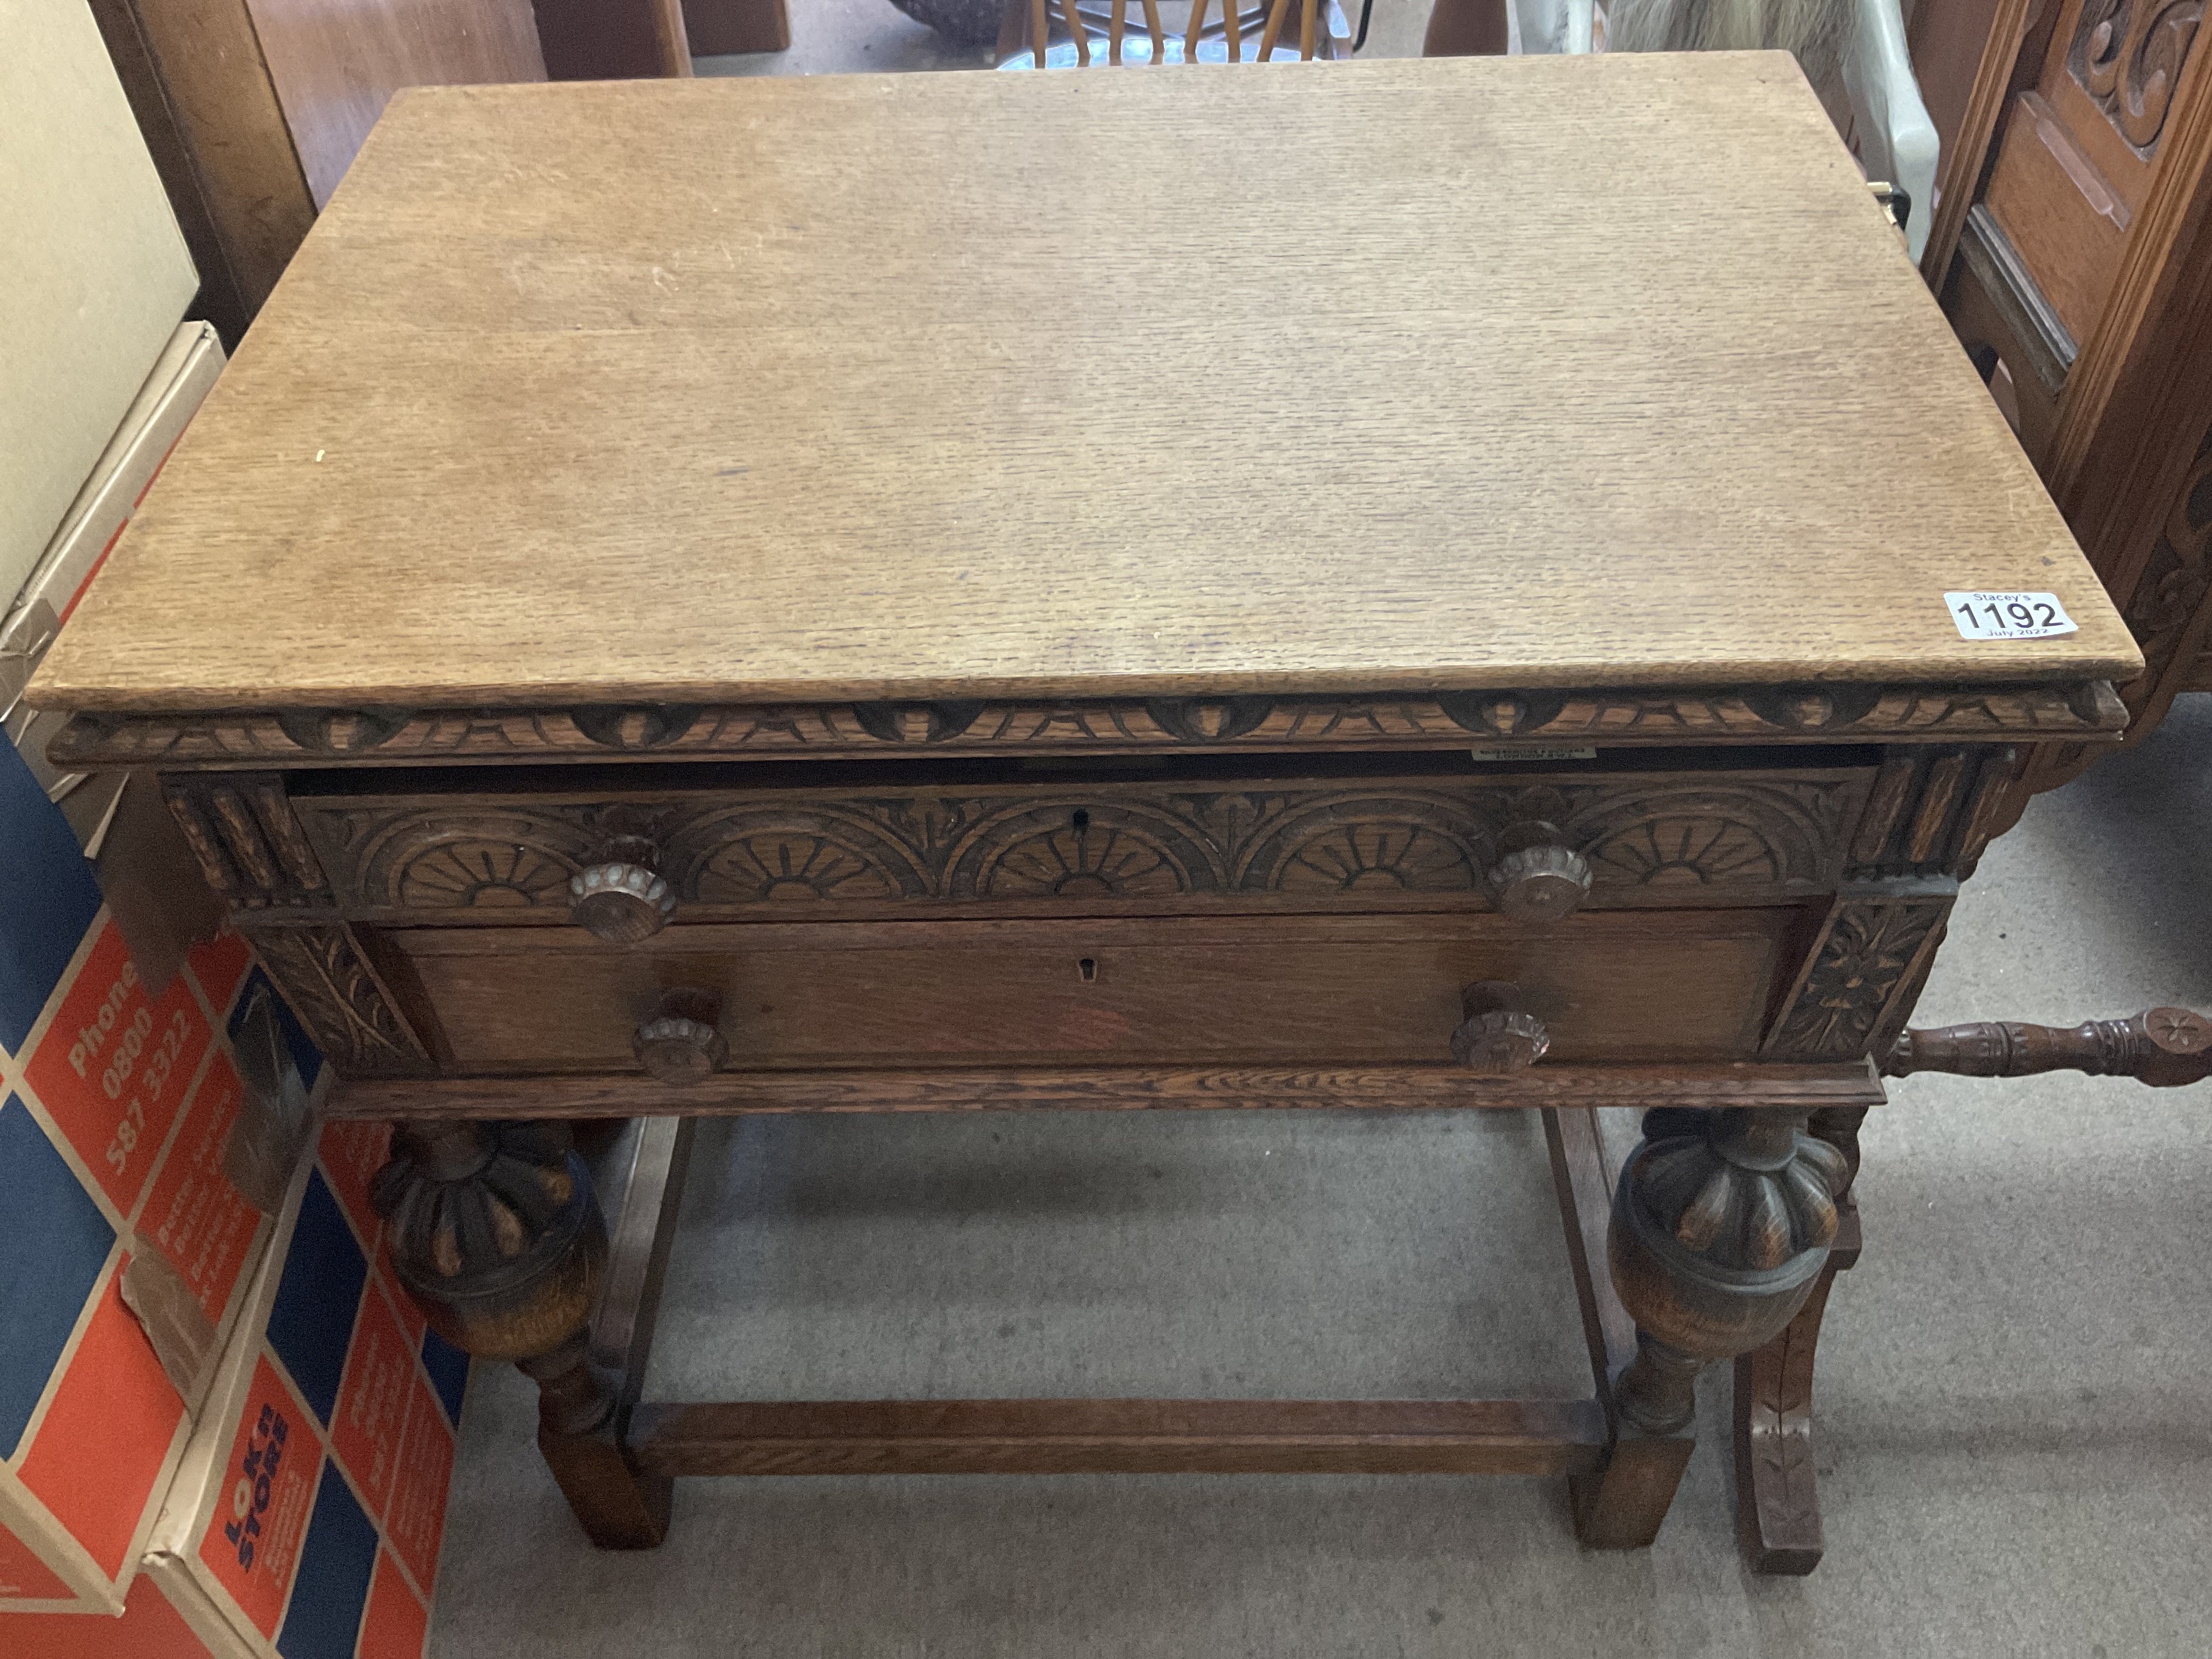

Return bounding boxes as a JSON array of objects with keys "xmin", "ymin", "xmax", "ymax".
[{"xmin": 1841, "ymin": 0, "xmax": 1940, "ymax": 263}]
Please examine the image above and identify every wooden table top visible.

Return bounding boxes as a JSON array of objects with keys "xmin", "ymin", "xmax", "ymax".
[{"xmin": 33, "ymin": 54, "xmax": 2140, "ymax": 716}]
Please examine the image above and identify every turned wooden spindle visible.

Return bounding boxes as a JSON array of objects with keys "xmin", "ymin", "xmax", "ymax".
[
  {"xmin": 1606, "ymin": 1108, "xmax": 1848, "ymax": 1435},
  {"xmin": 569, "ymin": 834, "xmax": 676, "ymax": 944},
  {"xmin": 1883, "ymin": 1007, "xmax": 2212, "ymax": 1087},
  {"xmin": 373, "ymin": 1120, "xmax": 668, "ymax": 1548},
  {"xmin": 634, "ymin": 987, "xmax": 729, "ymax": 1085},
  {"xmin": 1449, "ymin": 981, "xmax": 1550, "ymax": 1074},
  {"xmin": 373, "ymin": 1120, "xmax": 608, "ymax": 1361}
]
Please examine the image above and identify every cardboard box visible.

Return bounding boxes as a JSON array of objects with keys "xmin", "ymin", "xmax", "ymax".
[
  {"xmin": 0, "ymin": 733, "xmax": 314, "ymax": 1614},
  {"xmin": 3, "ymin": 1104, "xmax": 465, "ymax": 1659},
  {"xmin": 0, "ymin": 1571, "xmax": 224, "ymax": 1658},
  {"xmin": 142, "ymin": 1118, "xmax": 468, "ymax": 1659}
]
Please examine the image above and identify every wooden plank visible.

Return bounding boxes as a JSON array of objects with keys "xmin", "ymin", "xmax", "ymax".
[
  {"xmin": 240, "ymin": 0, "xmax": 546, "ymax": 209},
  {"xmin": 325, "ymin": 1059, "xmax": 1888, "ymax": 1120},
  {"xmin": 683, "ymin": 0, "xmax": 790, "ymax": 55},
  {"xmin": 31, "ymin": 56, "xmax": 2138, "ymax": 720},
  {"xmin": 112, "ymin": 0, "xmax": 318, "ymax": 316},
  {"xmin": 629, "ymin": 1397, "xmax": 1607, "ymax": 1476},
  {"xmin": 589, "ymin": 1117, "xmax": 697, "ymax": 1416},
  {"xmin": 1920, "ymin": 0, "xmax": 2038, "ymax": 285},
  {"xmin": 535, "ymin": 0, "xmax": 693, "ymax": 78},
  {"xmin": 1542, "ymin": 1107, "xmax": 1637, "ymax": 1408}
]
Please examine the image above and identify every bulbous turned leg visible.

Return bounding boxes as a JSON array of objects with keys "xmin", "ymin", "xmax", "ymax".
[
  {"xmin": 1606, "ymin": 1109, "xmax": 1848, "ymax": 1436},
  {"xmin": 374, "ymin": 1121, "xmax": 669, "ymax": 1549}
]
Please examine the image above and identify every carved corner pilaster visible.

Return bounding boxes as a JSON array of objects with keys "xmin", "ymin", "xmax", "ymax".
[
  {"xmin": 1762, "ymin": 877, "xmax": 1958, "ymax": 1061},
  {"xmin": 161, "ymin": 771, "xmax": 332, "ymax": 909},
  {"xmin": 1844, "ymin": 745, "xmax": 2024, "ymax": 881},
  {"xmin": 241, "ymin": 921, "xmax": 433, "ymax": 1076}
]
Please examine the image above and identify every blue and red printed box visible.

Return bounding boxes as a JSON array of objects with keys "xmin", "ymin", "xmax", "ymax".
[
  {"xmin": 140, "ymin": 1113, "xmax": 469, "ymax": 1659},
  {"xmin": 1, "ymin": 730, "xmax": 467, "ymax": 1655},
  {"xmin": 1, "ymin": 729, "xmax": 267, "ymax": 1615}
]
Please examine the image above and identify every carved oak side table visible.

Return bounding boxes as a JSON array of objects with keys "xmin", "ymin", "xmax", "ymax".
[{"xmin": 28, "ymin": 57, "xmax": 2184, "ymax": 1571}]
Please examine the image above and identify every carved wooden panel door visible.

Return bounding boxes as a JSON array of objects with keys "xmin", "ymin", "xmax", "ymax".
[{"xmin": 1927, "ymin": 0, "xmax": 2212, "ymax": 787}]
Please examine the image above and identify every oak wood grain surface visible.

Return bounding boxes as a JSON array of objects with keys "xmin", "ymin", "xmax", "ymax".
[
  {"xmin": 386, "ymin": 907, "xmax": 1801, "ymax": 1069},
  {"xmin": 31, "ymin": 55, "xmax": 2140, "ymax": 714},
  {"xmin": 627, "ymin": 1398, "xmax": 1609, "ymax": 1477},
  {"xmin": 324, "ymin": 1059, "xmax": 1887, "ymax": 1118}
]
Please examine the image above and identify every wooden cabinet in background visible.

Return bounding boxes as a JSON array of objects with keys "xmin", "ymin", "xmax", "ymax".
[
  {"xmin": 1925, "ymin": 0, "xmax": 2212, "ymax": 788},
  {"xmin": 84, "ymin": 0, "xmax": 742, "ymax": 348}
]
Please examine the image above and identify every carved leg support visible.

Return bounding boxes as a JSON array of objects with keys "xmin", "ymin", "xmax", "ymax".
[
  {"xmin": 1544, "ymin": 1105, "xmax": 1697, "ymax": 1549},
  {"xmin": 520, "ymin": 1333, "xmax": 672, "ymax": 1549},
  {"xmin": 1731, "ymin": 1194, "xmax": 1862, "ymax": 1574},
  {"xmin": 1605, "ymin": 1107, "xmax": 1848, "ymax": 1485},
  {"xmin": 374, "ymin": 1120, "xmax": 668, "ymax": 1549}
]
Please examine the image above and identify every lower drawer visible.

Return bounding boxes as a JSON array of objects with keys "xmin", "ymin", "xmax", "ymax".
[{"xmin": 389, "ymin": 909, "xmax": 1806, "ymax": 1072}]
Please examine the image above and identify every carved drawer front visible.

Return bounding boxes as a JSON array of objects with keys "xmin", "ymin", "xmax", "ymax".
[
  {"xmin": 295, "ymin": 765, "xmax": 1872, "ymax": 924},
  {"xmin": 388, "ymin": 909, "xmax": 1805, "ymax": 1074}
]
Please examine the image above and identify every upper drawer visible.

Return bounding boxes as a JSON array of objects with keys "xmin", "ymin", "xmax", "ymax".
[{"xmin": 292, "ymin": 763, "xmax": 1875, "ymax": 924}]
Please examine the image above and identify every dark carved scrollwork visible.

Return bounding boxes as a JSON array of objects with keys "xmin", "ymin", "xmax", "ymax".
[
  {"xmin": 1142, "ymin": 697, "xmax": 1277, "ymax": 742},
  {"xmin": 2121, "ymin": 426, "xmax": 2212, "ymax": 686},
  {"xmin": 272, "ymin": 707, "xmax": 412, "ymax": 754},
  {"xmin": 2075, "ymin": 0, "xmax": 2203, "ymax": 150},
  {"xmin": 49, "ymin": 682, "xmax": 2129, "ymax": 770},
  {"xmin": 850, "ymin": 701, "xmax": 985, "ymax": 744},
  {"xmin": 243, "ymin": 923, "xmax": 432, "ymax": 1074},
  {"xmin": 568, "ymin": 705, "xmax": 704, "ymax": 750}
]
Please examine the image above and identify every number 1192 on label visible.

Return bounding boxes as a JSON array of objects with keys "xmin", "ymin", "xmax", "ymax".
[{"xmin": 1944, "ymin": 591, "xmax": 2078, "ymax": 641}]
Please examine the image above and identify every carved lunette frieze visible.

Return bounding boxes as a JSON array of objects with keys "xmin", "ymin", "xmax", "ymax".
[
  {"xmin": 52, "ymin": 681, "xmax": 2128, "ymax": 771},
  {"xmin": 295, "ymin": 774, "xmax": 1866, "ymax": 916}
]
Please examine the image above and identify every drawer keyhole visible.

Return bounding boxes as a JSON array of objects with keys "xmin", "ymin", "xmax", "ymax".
[
  {"xmin": 1077, "ymin": 957, "xmax": 1098, "ymax": 983},
  {"xmin": 1071, "ymin": 809, "xmax": 1091, "ymax": 833}
]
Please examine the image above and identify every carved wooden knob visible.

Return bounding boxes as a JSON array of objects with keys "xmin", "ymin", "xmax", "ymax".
[
  {"xmin": 633, "ymin": 988, "xmax": 727, "ymax": 1085},
  {"xmin": 1487, "ymin": 841, "xmax": 1592, "ymax": 922},
  {"xmin": 1450, "ymin": 981, "xmax": 1550, "ymax": 1074},
  {"xmin": 569, "ymin": 853, "xmax": 675, "ymax": 944}
]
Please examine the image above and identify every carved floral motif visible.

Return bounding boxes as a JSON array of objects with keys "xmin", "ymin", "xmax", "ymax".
[{"xmin": 1765, "ymin": 894, "xmax": 1954, "ymax": 1058}]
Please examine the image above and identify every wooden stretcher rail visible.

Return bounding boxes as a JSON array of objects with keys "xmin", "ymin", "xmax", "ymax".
[
  {"xmin": 327, "ymin": 1060, "xmax": 1886, "ymax": 1120},
  {"xmin": 626, "ymin": 1397, "xmax": 1609, "ymax": 1478}
]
